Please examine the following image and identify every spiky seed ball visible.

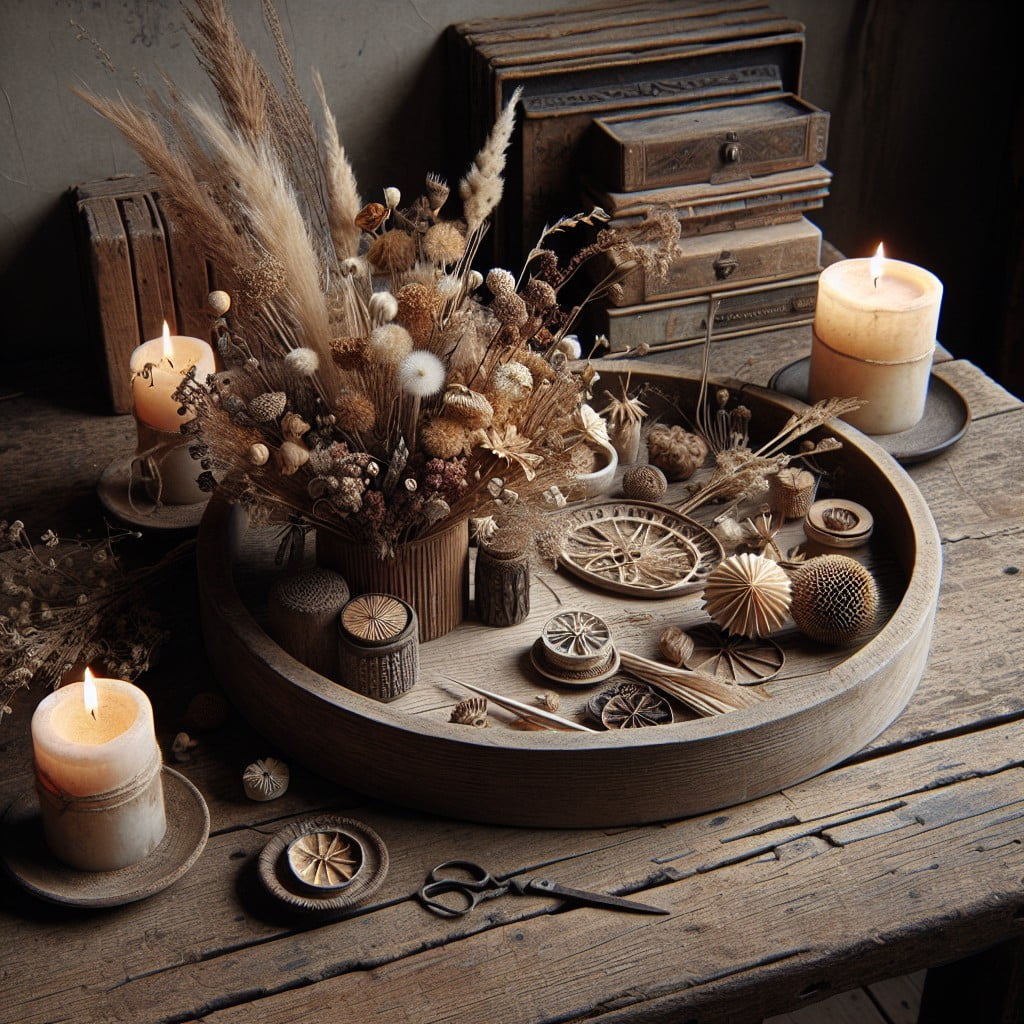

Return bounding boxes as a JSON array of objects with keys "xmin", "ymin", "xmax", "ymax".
[
  {"xmin": 790, "ymin": 555, "xmax": 879, "ymax": 646},
  {"xmin": 622, "ymin": 464, "xmax": 667, "ymax": 502},
  {"xmin": 421, "ymin": 417, "xmax": 470, "ymax": 458},
  {"xmin": 396, "ymin": 282, "xmax": 437, "ymax": 347},
  {"xmin": 702, "ymin": 553, "xmax": 791, "ymax": 638},
  {"xmin": 333, "ymin": 390, "xmax": 376, "ymax": 434}
]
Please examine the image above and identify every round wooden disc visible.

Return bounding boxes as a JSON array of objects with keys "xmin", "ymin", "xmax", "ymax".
[
  {"xmin": 258, "ymin": 816, "xmax": 388, "ymax": 914},
  {"xmin": 0, "ymin": 767, "xmax": 209, "ymax": 908},
  {"xmin": 340, "ymin": 594, "xmax": 412, "ymax": 645}
]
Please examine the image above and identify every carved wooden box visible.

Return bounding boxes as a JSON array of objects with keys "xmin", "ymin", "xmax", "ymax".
[
  {"xmin": 447, "ymin": 0, "xmax": 806, "ymax": 266},
  {"xmin": 589, "ymin": 94, "xmax": 830, "ymax": 192},
  {"xmin": 601, "ymin": 217, "xmax": 822, "ymax": 307}
]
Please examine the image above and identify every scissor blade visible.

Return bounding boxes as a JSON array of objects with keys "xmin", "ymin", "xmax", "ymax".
[{"xmin": 527, "ymin": 878, "xmax": 669, "ymax": 915}]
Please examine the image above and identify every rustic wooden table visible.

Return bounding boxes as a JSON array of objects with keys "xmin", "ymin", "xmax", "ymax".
[{"xmin": 1, "ymin": 328, "xmax": 1021, "ymax": 1024}]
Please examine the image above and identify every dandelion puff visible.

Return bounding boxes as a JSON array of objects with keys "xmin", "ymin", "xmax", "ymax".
[
  {"xmin": 399, "ymin": 350, "xmax": 446, "ymax": 398},
  {"xmin": 284, "ymin": 347, "xmax": 319, "ymax": 376}
]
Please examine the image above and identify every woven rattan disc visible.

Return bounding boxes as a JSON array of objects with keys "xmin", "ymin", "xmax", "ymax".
[
  {"xmin": 556, "ymin": 501, "xmax": 723, "ymax": 597},
  {"xmin": 258, "ymin": 815, "xmax": 388, "ymax": 915}
]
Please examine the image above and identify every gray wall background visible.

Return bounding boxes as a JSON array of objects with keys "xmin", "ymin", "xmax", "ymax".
[{"xmin": 1, "ymin": 1, "xmax": 1018, "ymax": 397}]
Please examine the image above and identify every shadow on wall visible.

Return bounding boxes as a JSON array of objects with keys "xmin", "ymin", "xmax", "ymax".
[{"xmin": 0, "ymin": 196, "xmax": 112, "ymax": 414}]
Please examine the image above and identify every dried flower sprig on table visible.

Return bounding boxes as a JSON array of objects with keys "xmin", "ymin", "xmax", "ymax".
[
  {"xmin": 78, "ymin": 0, "xmax": 662, "ymax": 557},
  {"xmin": 0, "ymin": 522, "xmax": 189, "ymax": 722}
]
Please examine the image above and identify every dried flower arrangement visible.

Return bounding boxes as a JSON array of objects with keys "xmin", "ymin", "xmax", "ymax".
[
  {"xmin": 0, "ymin": 522, "xmax": 185, "ymax": 721},
  {"xmin": 77, "ymin": 0, "xmax": 663, "ymax": 560}
]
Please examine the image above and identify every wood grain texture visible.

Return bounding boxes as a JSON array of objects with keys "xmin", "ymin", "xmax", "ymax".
[{"xmin": 1, "ymin": 334, "xmax": 1021, "ymax": 1024}]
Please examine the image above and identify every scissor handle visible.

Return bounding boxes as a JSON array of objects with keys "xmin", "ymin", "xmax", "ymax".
[{"xmin": 419, "ymin": 860, "xmax": 500, "ymax": 917}]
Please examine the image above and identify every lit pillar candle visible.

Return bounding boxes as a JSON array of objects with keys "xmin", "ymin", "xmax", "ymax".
[
  {"xmin": 809, "ymin": 245, "xmax": 943, "ymax": 434},
  {"xmin": 31, "ymin": 671, "xmax": 166, "ymax": 871},
  {"xmin": 129, "ymin": 322, "xmax": 216, "ymax": 503}
]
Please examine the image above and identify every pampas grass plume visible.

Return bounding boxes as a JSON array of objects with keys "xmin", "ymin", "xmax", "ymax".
[{"xmin": 399, "ymin": 350, "xmax": 446, "ymax": 397}]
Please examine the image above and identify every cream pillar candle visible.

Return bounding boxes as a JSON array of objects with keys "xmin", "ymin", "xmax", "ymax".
[
  {"xmin": 809, "ymin": 245, "xmax": 943, "ymax": 434},
  {"xmin": 31, "ymin": 672, "xmax": 166, "ymax": 871},
  {"xmin": 130, "ymin": 322, "xmax": 216, "ymax": 503}
]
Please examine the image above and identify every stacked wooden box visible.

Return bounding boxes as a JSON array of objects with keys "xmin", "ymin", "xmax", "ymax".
[{"xmin": 448, "ymin": 0, "xmax": 830, "ymax": 355}]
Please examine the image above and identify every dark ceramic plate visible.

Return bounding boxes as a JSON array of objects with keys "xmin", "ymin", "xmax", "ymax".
[{"xmin": 769, "ymin": 357, "xmax": 970, "ymax": 465}]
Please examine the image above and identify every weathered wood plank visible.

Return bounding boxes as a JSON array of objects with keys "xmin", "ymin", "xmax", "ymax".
[
  {"xmin": 4, "ymin": 719, "xmax": 1022, "ymax": 1024},
  {"xmin": 764, "ymin": 986, "xmax": 888, "ymax": 1024}
]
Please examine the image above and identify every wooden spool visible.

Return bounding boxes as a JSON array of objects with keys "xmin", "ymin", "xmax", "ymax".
[
  {"xmin": 474, "ymin": 546, "xmax": 531, "ymax": 627},
  {"xmin": 197, "ymin": 365, "xmax": 943, "ymax": 827},
  {"xmin": 267, "ymin": 568, "xmax": 350, "ymax": 680},
  {"xmin": 337, "ymin": 594, "xmax": 418, "ymax": 703}
]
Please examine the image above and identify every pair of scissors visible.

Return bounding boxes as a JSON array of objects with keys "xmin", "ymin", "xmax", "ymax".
[{"xmin": 419, "ymin": 860, "xmax": 668, "ymax": 918}]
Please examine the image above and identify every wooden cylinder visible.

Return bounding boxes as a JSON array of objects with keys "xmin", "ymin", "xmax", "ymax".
[
  {"xmin": 316, "ymin": 517, "xmax": 469, "ymax": 643},
  {"xmin": 337, "ymin": 594, "xmax": 418, "ymax": 702},
  {"xmin": 475, "ymin": 547, "xmax": 531, "ymax": 627},
  {"xmin": 267, "ymin": 568, "xmax": 350, "ymax": 680}
]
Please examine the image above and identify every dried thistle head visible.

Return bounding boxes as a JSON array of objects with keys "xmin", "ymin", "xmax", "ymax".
[
  {"xmin": 367, "ymin": 229, "xmax": 416, "ymax": 274},
  {"xmin": 423, "ymin": 221, "xmax": 466, "ymax": 266}
]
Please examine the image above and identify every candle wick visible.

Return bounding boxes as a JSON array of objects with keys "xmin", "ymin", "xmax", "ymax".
[
  {"xmin": 873, "ymin": 276, "xmax": 879, "ymax": 289},
  {"xmin": 90, "ymin": 707, "xmax": 97, "ymax": 721}
]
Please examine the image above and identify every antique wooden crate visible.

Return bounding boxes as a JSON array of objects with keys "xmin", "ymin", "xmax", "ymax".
[
  {"xmin": 594, "ymin": 274, "xmax": 819, "ymax": 351},
  {"xmin": 589, "ymin": 93, "xmax": 829, "ymax": 192},
  {"xmin": 447, "ymin": 1, "xmax": 806, "ymax": 266},
  {"xmin": 583, "ymin": 163, "xmax": 832, "ymax": 233},
  {"xmin": 601, "ymin": 217, "xmax": 822, "ymax": 307},
  {"xmin": 73, "ymin": 174, "xmax": 215, "ymax": 414},
  {"xmin": 196, "ymin": 365, "xmax": 942, "ymax": 827}
]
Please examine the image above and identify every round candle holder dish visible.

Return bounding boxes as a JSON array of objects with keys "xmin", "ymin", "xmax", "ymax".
[
  {"xmin": 258, "ymin": 815, "xmax": 388, "ymax": 915},
  {"xmin": 804, "ymin": 499, "xmax": 875, "ymax": 548},
  {"xmin": 530, "ymin": 610, "xmax": 621, "ymax": 686},
  {"xmin": 337, "ymin": 594, "xmax": 419, "ymax": 702},
  {"xmin": 98, "ymin": 456, "xmax": 208, "ymax": 530},
  {"xmin": 769, "ymin": 357, "xmax": 970, "ymax": 465},
  {"xmin": 0, "ymin": 766, "xmax": 209, "ymax": 908}
]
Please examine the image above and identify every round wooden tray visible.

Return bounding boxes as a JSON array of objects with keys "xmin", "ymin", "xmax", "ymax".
[{"xmin": 197, "ymin": 365, "xmax": 942, "ymax": 827}]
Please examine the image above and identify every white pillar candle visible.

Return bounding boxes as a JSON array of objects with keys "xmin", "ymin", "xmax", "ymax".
[
  {"xmin": 809, "ymin": 245, "xmax": 943, "ymax": 434},
  {"xmin": 31, "ymin": 672, "xmax": 166, "ymax": 871},
  {"xmin": 130, "ymin": 322, "xmax": 216, "ymax": 503}
]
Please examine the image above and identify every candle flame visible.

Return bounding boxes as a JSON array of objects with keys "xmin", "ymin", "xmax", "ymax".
[
  {"xmin": 83, "ymin": 668, "xmax": 98, "ymax": 720},
  {"xmin": 161, "ymin": 320, "xmax": 173, "ymax": 361},
  {"xmin": 870, "ymin": 243, "xmax": 885, "ymax": 288}
]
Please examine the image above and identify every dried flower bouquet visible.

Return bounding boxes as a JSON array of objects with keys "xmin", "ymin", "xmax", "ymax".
[{"xmin": 78, "ymin": 0, "xmax": 667, "ymax": 558}]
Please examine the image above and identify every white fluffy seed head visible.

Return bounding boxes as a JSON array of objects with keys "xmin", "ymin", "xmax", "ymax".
[
  {"xmin": 384, "ymin": 186, "xmax": 401, "ymax": 210},
  {"xmin": 366, "ymin": 323, "xmax": 413, "ymax": 366},
  {"xmin": 284, "ymin": 347, "xmax": 319, "ymax": 376},
  {"xmin": 399, "ymin": 350, "xmax": 446, "ymax": 398},
  {"xmin": 368, "ymin": 291, "xmax": 399, "ymax": 324}
]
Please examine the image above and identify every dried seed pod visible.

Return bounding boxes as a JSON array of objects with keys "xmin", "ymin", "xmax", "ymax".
[
  {"xmin": 659, "ymin": 625, "xmax": 694, "ymax": 667},
  {"xmin": 208, "ymin": 289, "xmax": 231, "ymax": 316},
  {"xmin": 171, "ymin": 731, "xmax": 199, "ymax": 763},
  {"xmin": 449, "ymin": 696, "xmax": 489, "ymax": 727},
  {"xmin": 443, "ymin": 383, "xmax": 494, "ymax": 428},
  {"xmin": 249, "ymin": 391, "xmax": 288, "ymax": 422},
  {"xmin": 355, "ymin": 202, "xmax": 389, "ymax": 232},
  {"xmin": 621, "ymin": 464, "xmax": 668, "ymax": 502},
  {"xmin": 646, "ymin": 425, "xmax": 708, "ymax": 481},
  {"xmin": 248, "ymin": 443, "xmax": 270, "ymax": 466},
  {"xmin": 274, "ymin": 440, "xmax": 310, "ymax": 476},
  {"xmin": 280, "ymin": 412, "xmax": 310, "ymax": 441},
  {"xmin": 702, "ymin": 553, "xmax": 792, "ymax": 638},
  {"xmin": 711, "ymin": 516, "xmax": 747, "ymax": 551},
  {"xmin": 534, "ymin": 692, "xmax": 560, "ymax": 712},
  {"xmin": 243, "ymin": 757, "xmax": 290, "ymax": 801},
  {"xmin": 823, "ymin": 506, "xmax": 860, "ymax": 531},
  {"xmin": 790, "ymin": 555, "xmax": 879, "ymax": 646},
  {"xmin": 601, "ymin": 691, "xmax": 673, "ymax": 729}
]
